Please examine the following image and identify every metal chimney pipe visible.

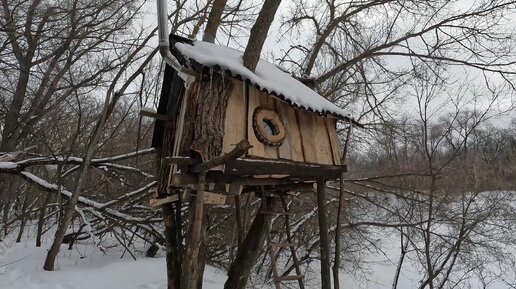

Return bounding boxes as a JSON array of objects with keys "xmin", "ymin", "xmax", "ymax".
[{"xmin": 156, "ymin": 0, "xmax": 182, "ymax": 72}]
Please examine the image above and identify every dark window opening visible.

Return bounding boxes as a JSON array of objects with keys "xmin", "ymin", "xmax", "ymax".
[{"xmin": 262, "ymin": 118, "xmax": 279, "ymax": 136}]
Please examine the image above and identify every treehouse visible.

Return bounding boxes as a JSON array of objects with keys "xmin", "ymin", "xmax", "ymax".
[
  {"xmin": 150, "ymin": 35, "xmax": 356, "ymax": 190},
  {"xmin": 146, "ymin": 34, "xmax": 358, "ymax": 289}
]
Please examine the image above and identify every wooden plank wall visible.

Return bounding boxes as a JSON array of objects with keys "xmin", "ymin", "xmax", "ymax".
[
  {"xmin": 222, "ymin": 79, "xmax": 341, "ymax": 166},
  {"xmin": 222, "ymin": 80, "xmax": 247, "ymax": 155}
]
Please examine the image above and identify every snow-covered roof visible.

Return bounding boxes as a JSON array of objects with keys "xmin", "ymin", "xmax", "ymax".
[{"xmin": 174, "ymin": 40, "xmax": 352, "ymax": 120}]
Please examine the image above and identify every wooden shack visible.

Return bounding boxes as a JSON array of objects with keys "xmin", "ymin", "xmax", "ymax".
[
  {"xmin": 151, "ymin": 35, "xmax": 355, "ymax": 185},
  {"xmin": 147, "ymin": 35, "xmax": 358, "ymax": 289}
]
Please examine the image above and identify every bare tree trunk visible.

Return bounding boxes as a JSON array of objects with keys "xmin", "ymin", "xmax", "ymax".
[
  {"xmin": 1, "ymin": 176, "xmax": 18, "ymax": 237},
  {"xmin": 36, "ymin": 193, "xmax": 52, "ymax": 247},
  {"xmin": 202, "ymin": 0, "xmax": 228, "ymax": 43},
  {"xmin": 43, "ymin": 158, "xmax": 94, "ymax": 270},
  {"xmin": 242, "ymin": 0, "xmax": 282, "ymax": 71},
  {"xmin": 15, "ymin": 191, "xmax": 30, "ymax": 242},
  {"xmin": 317, "ymin": 179, "xmax": 331, "ymax": 289}
]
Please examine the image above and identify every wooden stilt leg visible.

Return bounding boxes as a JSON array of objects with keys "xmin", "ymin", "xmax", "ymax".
[
  {"xmin": 317, "ymin": 179, "xmax": 331, "ymax": 289},
  {"xmin": 183, "ymin": 173, "xmax": 206, "ymax": 289},
  {"xmin": 333, "ymin": 173, "xmax": 345, "ymax": 289}
]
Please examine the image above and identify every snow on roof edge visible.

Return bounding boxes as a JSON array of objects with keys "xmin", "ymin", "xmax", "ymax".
[{"xmin": 174, "ymin": 40, "xmax": 356, "ymax": 123}]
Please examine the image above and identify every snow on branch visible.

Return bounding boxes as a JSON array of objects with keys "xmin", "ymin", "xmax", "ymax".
[
  {"xmin": 17, "ymin": 171, "xmax": 159, "ymax": 223},
  {"xmin": 11, "ymin": 147, "xmax": 156, "ymax": 170}
]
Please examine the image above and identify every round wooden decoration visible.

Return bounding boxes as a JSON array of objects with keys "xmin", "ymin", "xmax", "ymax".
[{"xmin": 252, "ymin": 108, "xmax": 286, "ymax": 146}]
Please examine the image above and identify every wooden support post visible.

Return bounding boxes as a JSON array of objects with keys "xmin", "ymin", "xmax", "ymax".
[
  {"xmin": 182, "ymin": 140, "xmax": 251, "ymax": 289},
  {"xmin": 230, "ymin": 183, "xmax": 244, "ymax": 246},
  {"xmin": 317, "ymin": 179, "xmax": 331, "ymax": 289},
  {"xmin": 182, "ymin": 173, "xmax": 207, "ymax": 289},
  {"xmin": 333, "ymin": 122, "xmax": 352, "ymax": 288},
  {"xmin": 333, "ymin": 173, "xmax": 345, "ymax": 289}
]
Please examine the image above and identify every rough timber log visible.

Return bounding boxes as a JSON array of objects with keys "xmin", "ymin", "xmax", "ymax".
[{"xmin": 179, "ymin": 74, "xmax": 234, "ymax": 161}]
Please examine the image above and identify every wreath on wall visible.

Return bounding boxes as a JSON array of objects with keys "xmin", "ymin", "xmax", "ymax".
[{"xmin": 252, "ymin": 107, "xmax": 286, "ymax": 146}]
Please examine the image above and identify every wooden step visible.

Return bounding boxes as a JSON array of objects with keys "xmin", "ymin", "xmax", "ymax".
[
  {"xmin": 274, "ymin": 275, "xmax": 305, "ymax": 282},
  {"xmin": 260, "ymin": 210, "xmax": 296, "ymax": 216},
  {"xmin": 149, "ymin": 195, "xmax": 179, "ymax": 208},
  {"xmin": 269, "ymin": 242, "xmax": 297, "ymax": 248},
  {"xmin": 163, "ymin": 156, "xmax": 196, "ymax": 166}
]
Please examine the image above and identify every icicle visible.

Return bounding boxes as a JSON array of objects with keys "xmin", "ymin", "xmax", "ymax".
[
  {"xmin": 209, "ymin": 67, "xmax": 214, "ymax": 97},
  {"xmin": 222, "ymin": 69, "xmax": 226, "ymax": 91}
]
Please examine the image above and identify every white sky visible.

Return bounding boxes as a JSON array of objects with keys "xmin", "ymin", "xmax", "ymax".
[{"xmin": 141, "ymin": 0, "xmax": 516, "ymax": 128}]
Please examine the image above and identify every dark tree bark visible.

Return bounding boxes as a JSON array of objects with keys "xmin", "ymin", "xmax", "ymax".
[
  {"xmin": 202, "ymin": 0, "xmax": 228, "ymax": 43},
  {"xmin": 332, "ymin": 175, "xmax": 345, "ymax": 289},
  {"xmin": 224, "ymin": 197, "xmax": 276, "ymax": 289},
  {"xmin": 158, "ymin": 151, "xmax": 183, "ymax": 289},
  {"xmin": 317, "ymin": 179, "xmax": 331, "ymax": 289},
  {"xmin": 157, "ymin": 102, "xmax": 182, "ymax": 289},
  {"xmin": 242, "ymin": 0, "xmax": 282, "ymax": 71},
  {"xmin": 180, "ymin": 76, "xmax": 234, "ymax": 161},
  {"xmin": 36, "ymin": 193, "xmax": 52, "ymax": 247},
  {"xmin": 15, "ymin": 191, "xmax": 30, "ymax": 243}
]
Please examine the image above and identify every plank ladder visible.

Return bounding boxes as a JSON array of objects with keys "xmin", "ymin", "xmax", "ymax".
[{"xmin": 261, "ymin": 190, "xmax": 305, "ymax": 289}]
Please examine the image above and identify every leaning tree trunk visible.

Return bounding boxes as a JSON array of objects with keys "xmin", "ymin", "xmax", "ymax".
[
  {"xmin": 242, "ymin": 0, "xmax": 283, "ymax": 71},
  {"xmin": 202, "ymin": 0, "xmax": 228, "ymax": 43},
  {"xmin": 224, "ymin": 197, "xmax": 276, "ymax": 289},
  {"xmin": 43, "ymin": 157, "xmax": 93, "ymax": 270},
  {"xmin": 43, "ymin": 93, "xmax": 121, "ymax": 271}
]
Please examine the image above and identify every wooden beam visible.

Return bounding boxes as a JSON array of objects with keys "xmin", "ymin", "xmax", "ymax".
[
  {"xmin": 171, "ymin": 173, "xmax": 316, "ymax": 188},
  {"xmin": 184, "ymin": 173, "xmax": 206, "ymax": 289},
  {"xmin": 149, "ymin": 195, "xmax": 179, "ymax": 208},
  {"xmin": 203, "ymin": 191, "xmax": 227, "ymax": 205},
  {"xmin": 140, "ymin": 108, "xmax": 172, "ymax": 121},
  {"xmin": 163, "ymin": 156, "xmax": 197, "ymax": 166},
  {"xmin": 190, "ymin": 139, "xmax": 251, "ymax": 173},
  {"xmin": 225, "ymin": 158, "xmax": 347, "ymax": 179}
]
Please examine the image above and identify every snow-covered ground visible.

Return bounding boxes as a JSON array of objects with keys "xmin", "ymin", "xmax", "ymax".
[
  {"xmin": 0, "ymin": 227, "xmax": 397, "ymax": 289},
  {"xmin": 1, "ymin": 224, "xmax": 513, "ymax": 289},
  {"xmin": 0, "ymin": 225, "xmax": 226, "ymax": 289},
  {"xmin": 0, "ymin": 227, "xmax": 416, "ymax": 289}
]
